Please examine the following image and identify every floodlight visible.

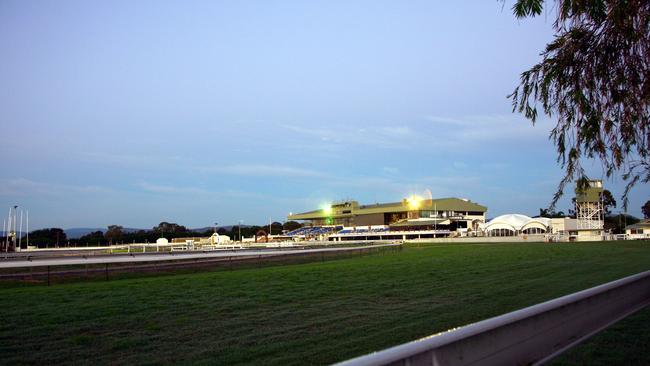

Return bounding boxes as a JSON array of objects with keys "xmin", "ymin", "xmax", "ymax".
[
  {"xmin": 322, "ymin": 204, "xmax": 333, "ymax": 215},
  {"xmin": 407, "ymin": 195, "xmax": 422, "ymax": 210}
]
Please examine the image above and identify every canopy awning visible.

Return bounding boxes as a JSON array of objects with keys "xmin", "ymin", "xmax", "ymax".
[{"xmin": 390, "ymin": 218, "xmax": 450, "ymax": 227}]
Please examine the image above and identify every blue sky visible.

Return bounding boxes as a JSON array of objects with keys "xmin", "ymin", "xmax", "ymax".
[{"xmin": 1, "ymin": 0, "xmax": 648, "ymax": 229}]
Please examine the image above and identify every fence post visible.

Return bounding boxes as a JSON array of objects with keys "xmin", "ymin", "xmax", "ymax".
[
  {"xmin": 105, "ymin": 263, "xmax": 109, "ymax": 281},
  {"xmin": 47, "ymin": 266, "xmax": 50, "ymax": 286}
]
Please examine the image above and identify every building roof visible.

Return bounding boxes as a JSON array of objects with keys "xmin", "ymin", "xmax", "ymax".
[
  {"xmin": 626, "ymin": 219, "xmax": 650, "ymax": 230},
  {"xmin": 390, "ymin": 218, "xmax": 449, "ymax": 227},
  {"xmin": 482, "ymin": 214, "xmax": 551, "ymax": 231},
  {"xmin": 288, "ymin": 197, "xmax": 487, "ymax": 221}
]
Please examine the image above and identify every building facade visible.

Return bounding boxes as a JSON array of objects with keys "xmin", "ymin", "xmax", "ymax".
[{"xmin": 287, "ymin": 197, "xmax": 487, "ymax": 234}]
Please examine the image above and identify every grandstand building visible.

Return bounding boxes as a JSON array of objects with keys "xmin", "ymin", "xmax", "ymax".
[{"xmin": 287, "ymin": 197, "xmax": 487, "ymax": 240}]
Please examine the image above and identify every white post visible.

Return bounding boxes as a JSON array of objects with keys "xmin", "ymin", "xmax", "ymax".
[
  {"xmin": 6, "ymin": 207, "xmax": 11, "ymax": 250},
  {"xmin": 434, "ymin": 203, "xmax": 437, "ymax": 234},
  {"xmin": 26, "ymin": 210, "xmax": 29, "ymax": 248},
  {"xmin": 12, "ymin": 207, "xmax": 17, "ymax": 240},
  {"xmin": 2, "ymin": 219, "xmax": 5, "ymax": 251},
  {"xmin": 18, "ymin": 210, "xmax": 23, "ymax": 250}
]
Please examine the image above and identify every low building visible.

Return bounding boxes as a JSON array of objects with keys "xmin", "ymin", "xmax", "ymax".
[
  {"xmin": 550, "ymin": 217, "xmax": 578, "ymax": 236},
  {"xmin": 626, "ymin": 220, "xmax": 650, "ymax": 239},
  {"xmin": 481, "ymin": 214, "xmax": 551, "ymax": 236},
  {"xmin": 171, "ymin": 233, "xmax": 231, "ymax": 245}
]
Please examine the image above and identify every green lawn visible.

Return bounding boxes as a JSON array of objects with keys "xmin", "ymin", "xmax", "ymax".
[{"xmin": 1, "ymin": 241, "xmax": 649, "ymax": 365}]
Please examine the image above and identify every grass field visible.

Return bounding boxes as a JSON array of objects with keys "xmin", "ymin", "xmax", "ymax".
[{"xmin": 1, "ymin": 241, "xmax": 649, "ymax": 365}]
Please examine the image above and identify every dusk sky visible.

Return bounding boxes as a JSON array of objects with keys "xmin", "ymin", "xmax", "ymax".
[{"xmin": 1, "ymin": 0, "xmax": 648, "ymax": 230}]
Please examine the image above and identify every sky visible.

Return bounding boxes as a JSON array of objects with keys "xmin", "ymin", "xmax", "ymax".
[{"xmin": 1, "ymin": 0, "xmax": 648, "ymax": 230}]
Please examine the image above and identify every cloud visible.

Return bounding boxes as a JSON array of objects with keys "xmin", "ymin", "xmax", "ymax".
[
  {"xmin": 136, "ymin": 181, "xmax": 211, "ymax": 195},
  {"xmin": 280, "ymin": 124, "xmax": 341, "ymax": 143},
  {"xmin": 423, "ymin": 114, "xmax": 552, "ymax": 144},
  {"xmin": 280, "ymin": 123, "xmax": 422, "ymax": 150},
  {"xmin": 134, "ymin": 181, "xmax": 317, "ymax": 211},
  {"xmin": 201, "ymin": 164, "xmax": 328, "ymax": 178},
  {"xmin": 279, "ymin": 114, "xmax": 551, "ymax": 156},
  {"xmin": 319, "ymin": 173, "xmax": 486, "ymax": 200},
  {"xmin": 379, "ymin": 126, "xmax": 412, "ymax": 136},
  {"xmin": 423, "ymin": 115, "xmax": 471, "ymax": 126},
  {"xmin": 452, "ymin": 161, "xmax": 468, "ymax": 170},
  {"xmin": 382, "ymin": 166, "xmax": 400, "ymax": 174},
  {"xmin": 81, "ymin": 152, "xmax": 156, "ymax": 166},
  {"xmin": 0, "ymin": 178, "xmax": 114, "ymax": 197}
]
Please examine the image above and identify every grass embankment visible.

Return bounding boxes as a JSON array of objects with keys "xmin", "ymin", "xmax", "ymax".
[{"xmin": 1, "ymin": 241, "xmax": 649, "ymax": 365}]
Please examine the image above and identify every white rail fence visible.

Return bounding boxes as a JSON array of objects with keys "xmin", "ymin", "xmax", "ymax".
[{"xmin": 335, "ymin": 270, "xmax": 650, "ymax": 366}]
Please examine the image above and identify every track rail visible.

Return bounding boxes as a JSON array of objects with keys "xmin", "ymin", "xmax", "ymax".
[
  {"xmin": 0, "ymin": 243, "xmax": 400, "ymax": 269},
  {"xmin": 334, "ymin": 270, "xmax": 650, "ymax": 366}
]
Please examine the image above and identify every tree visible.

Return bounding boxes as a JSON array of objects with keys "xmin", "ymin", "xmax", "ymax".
[
  {"xmin": 643, "ymin": 200, "xmax": 650, "ymax": 219},
  {"xmin": 80, "ymin": 231, "xmax": 105, "ymax": 246},
  {"xmin": 283, "ymin": 221, "xmax": 302, "ymax": 232},
  {"xmin": 105, "ymin": 225, "xmax": 123, "ymax": 244},
  {"xmin": 153, "ymin": 222, "xmax": 188, "ymax": 238},
  {"xmin": 600, "ymin": 189, "xmax": 617, "ymax": 215},
  {"xmin": 269, "ymin": 221, "xmax": 283, "ymax": 235},
  {"xmin": 539, "ymin": 208, "xmax": 565, "ymax": 218},
  {"xmin": 568, "ymin": 197, "xmax": 577, "ymax": 218},
  {"xmin": 28, "ymin": 228, "xmax": 66, "ymax": 248},
  {"xmin": 508, "ymin": 0, "xmax": 650, "ymax": 208}
]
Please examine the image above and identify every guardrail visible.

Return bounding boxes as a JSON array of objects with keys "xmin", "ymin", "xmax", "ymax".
[{"xmin": 335, "ymin": 270, "xmax": 650, "ymax": 366}]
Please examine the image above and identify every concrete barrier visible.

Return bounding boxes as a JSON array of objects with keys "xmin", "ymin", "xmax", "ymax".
[{"xmin": 335, "ymin": 270, "xmax": 650, "ymax": 366}]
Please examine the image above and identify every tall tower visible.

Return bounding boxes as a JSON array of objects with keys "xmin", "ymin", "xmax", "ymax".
[{"xmin": 575, "ymin": 180, "xmax": 604, "ymax": 231}]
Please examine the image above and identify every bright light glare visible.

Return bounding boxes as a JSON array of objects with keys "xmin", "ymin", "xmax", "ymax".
[
  {"xmin": 407, "ymin": 195, "xmax": 422, "ymax": 210},
  {"xmin": 322, "ymin": 204, "xmax": 333, "ymax": 215}
]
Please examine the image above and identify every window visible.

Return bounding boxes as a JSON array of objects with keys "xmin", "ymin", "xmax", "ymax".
[
  {"xmin": 488, "ymin": 228, "xmax": 515, "ymax": 237},
  {"xmin": 523, "ymin": 227, "xmax": 546, "ymax": 234}
]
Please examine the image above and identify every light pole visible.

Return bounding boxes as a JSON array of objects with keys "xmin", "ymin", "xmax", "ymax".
[
  {"xmin": 12, "ymin": 205, "xmax": 18, "ymax": 251},
  {"xmin": 238, "ymin": 220, "xmax": 243, "ymax": 242},
  {"xmin": 214, "ymin": 222, "xmax": 218, "ymax": 234}
]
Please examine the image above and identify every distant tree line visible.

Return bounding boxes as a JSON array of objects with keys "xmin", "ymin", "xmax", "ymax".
[
  {"xmin": 7, "ymin": 195, "xmax": 650, "ymax": 247},
  {"xmin": 11, "ymin": 221, "xmax": 304, "ymax": 248}
]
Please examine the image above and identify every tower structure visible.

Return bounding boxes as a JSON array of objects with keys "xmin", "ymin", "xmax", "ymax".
[{"xmin": 575, "ymin": 180, "xmax": 604, "ymax": 231}]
